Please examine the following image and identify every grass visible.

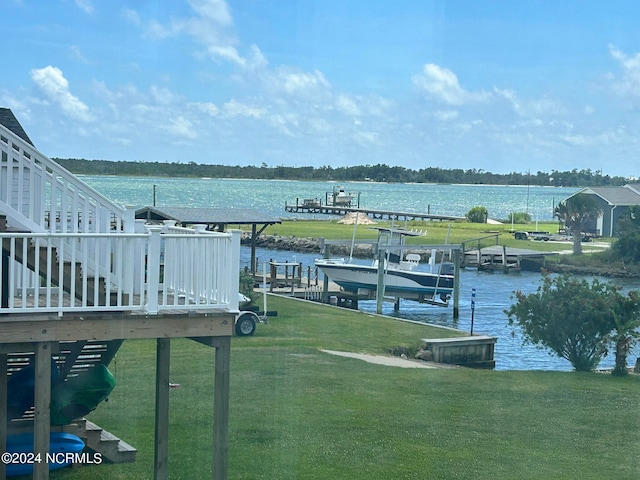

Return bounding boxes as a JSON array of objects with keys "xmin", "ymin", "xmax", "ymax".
[
  {"xmin": 241, "ymin": 219, "xmax": 603, "ymax": 254},
  {"xmin": 53, "ymin": 296, "xmax": 640, "ymax": 480}
]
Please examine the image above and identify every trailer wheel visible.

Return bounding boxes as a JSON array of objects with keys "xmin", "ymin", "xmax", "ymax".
[{"xmin": 235, "ymin": 313, "xmax": 256, "ymax": 336}]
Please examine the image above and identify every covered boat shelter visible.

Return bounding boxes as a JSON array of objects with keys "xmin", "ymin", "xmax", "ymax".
[{"xmin": 135, "ymin": 206, "xmax": 281, "ymax": 273}]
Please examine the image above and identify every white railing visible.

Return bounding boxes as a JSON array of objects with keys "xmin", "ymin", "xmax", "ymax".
[
  {"xmin": 0, "ymin": 229, "xmax": 240, "ymax": 315},
  {"xmin": 0, "ymin": 123, "xmax": 131, "ymax": 235}
]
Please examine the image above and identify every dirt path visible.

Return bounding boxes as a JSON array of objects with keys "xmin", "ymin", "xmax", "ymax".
[{"xmin": 320, "ymin": 349, "xmax": 449, "ymax": 369}]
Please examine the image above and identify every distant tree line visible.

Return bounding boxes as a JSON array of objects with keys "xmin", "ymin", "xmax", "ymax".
[{"xmin": 53, "ymin": 158, "xmax": 630, "ymax": 187}]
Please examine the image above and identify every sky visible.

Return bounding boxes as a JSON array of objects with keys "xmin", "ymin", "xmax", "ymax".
[{"xmin": 2, "ymin": 0, "xmax": 640, "ymax": 178}]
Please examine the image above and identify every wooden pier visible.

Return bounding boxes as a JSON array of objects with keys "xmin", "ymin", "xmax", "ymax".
[
  {"xmin": 462, "ymin": 245, "xmax": 558, "ymax": 272},
  {"xmin": 284, "ymin": 202, "xmax": 465, "ymax": 222}
]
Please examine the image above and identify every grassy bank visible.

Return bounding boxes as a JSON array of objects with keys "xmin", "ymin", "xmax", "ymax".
[
  {"xmin": 55, "ymin": 296, "xmax": 639, "ymax": 479},
  {"xmin": 247, "ymin": 219, "xmax": 612, "ymax": 254}
]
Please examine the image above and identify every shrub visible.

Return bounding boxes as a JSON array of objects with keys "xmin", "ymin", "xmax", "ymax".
[
  {"xmin": 507, "ymin": 212, "xmax": 532, "ymax": 224},
  {"xmin": 466, "ymin": 206, "xmax": 488, "ymax": 223},
  {"xmin": 506, "ymin": 274, "xmax": 630, "ymax": 372}
]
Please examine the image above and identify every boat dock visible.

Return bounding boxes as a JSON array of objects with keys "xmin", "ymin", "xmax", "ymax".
[
  {"xmin": 284, "ymin": 201, "xmax": 465, "ymax": 222},
  {"xmin": 462, "ymin": 245, "xmax": 558, "ymax": 272}
]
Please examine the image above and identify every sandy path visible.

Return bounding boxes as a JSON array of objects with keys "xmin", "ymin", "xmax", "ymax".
[{"xmin": 320, "ymin": 349, "xmax": 442, "ymax": 369}]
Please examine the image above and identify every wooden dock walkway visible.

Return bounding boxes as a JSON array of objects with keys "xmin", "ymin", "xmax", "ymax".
[
  {"xmin": 284, "ymin": 203, "xmax": 465, "ymax": 222},
  {"xmin": 462, "ymin": 245, "xmax": 558, "ymax": 272}
]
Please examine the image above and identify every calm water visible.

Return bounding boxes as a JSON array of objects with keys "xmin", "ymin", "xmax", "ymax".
[{"xmin": 82, "ymin": 175, "xmax": 640, "ymax": 371}]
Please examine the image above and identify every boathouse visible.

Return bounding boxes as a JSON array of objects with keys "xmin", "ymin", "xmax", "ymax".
[
  {"xmin": 0, "ymin": 108, "xmax": 236, "ymax": 479},
  {"xmin": 135, "ymin": 205, "xmax": 280, "ymax": 274}
]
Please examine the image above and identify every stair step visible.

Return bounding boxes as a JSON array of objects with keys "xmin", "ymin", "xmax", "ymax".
[
  {"xmin": 84, "ymin": 420, "xmax": 137, "ymax": 464},
  {"xmin": 5, "ymin": 238, "xmax": 110, "ymax": 306}
]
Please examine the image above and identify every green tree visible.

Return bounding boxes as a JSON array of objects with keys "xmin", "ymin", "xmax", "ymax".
[
  {"xmin": 466, "ymin": 206, "xmax": 488, "ymax": 223},
  {"xmin": 610, "ymin": 205, "xmax": 640, "ymax": 263},
  {"xmin": 507, "ymin": 212, "xmax": 532, "ymax": 224},
  {"xmin": 554, "ymin": 193, "xmax": 602, "ymax": 255},
  {"xmin": 506, "ymin": 274, "xmax": 625, "ymax": 372},
  {"xmin": 606, "ymin": 309, "xmax": 640, "ymax": 376}
]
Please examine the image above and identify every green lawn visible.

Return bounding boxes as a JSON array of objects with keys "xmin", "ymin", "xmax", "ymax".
[
  {"xmin": 243, "ymin": 219, "xmax": 609, "ymax": 254},
  {"xmin": 54, "ymin": 296, "xmax": 640, "ymax": 480}
]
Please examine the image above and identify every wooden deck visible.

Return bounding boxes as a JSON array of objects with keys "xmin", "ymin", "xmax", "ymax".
[
  {"xmin": 0, "ymin": 308, "xmax": 234, "ymax": 480},
  {"xmin": 462, "ymin": 245, "xmax": 558, "ymax": 272}
]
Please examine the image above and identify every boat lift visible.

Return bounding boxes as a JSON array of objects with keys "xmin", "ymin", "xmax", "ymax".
[
  {"xmin": 319, "ymin": 233, "xmax": 462, "ymax": 318},
  {"xmin": 373, "ymin": 241, "xmax": 462, "ymax": 316}
]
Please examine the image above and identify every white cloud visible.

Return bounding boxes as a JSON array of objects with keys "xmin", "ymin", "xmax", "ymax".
[
  {"xmin": 162, "ymin": 116, "xmax": 197, "ymax": 139},
  {"xmin": 352, "ymin": 131, "xmax": 381, "ymax": 146},
  {"xmin": 434, "ymin": 110, "xmax": 459, "ymax": 121},
  {"xmin": 413, "ymin": 64, "xmax": 489, "ymax": 105},
  {"xmin": 268, "ymin": 113, "xmax": 299, "ymax": 136},
  {"xmin": 191, "ymin": 101, "xmax": 220, "ymax": 116},
  {"xmin": 70, "ymin": 45, "xmax": 91, "ymax": 64},
  {"xmin": 74, "ymin": 0, "xmax": 94, "ymax": 14},
  {"xmin": 608, "ymin": 45, "xmax": 640, "ymax": 100},
  {"xmin": 30, "ymin": 66, "xmax": 92, "ymax": 122},
  {"xmin": 122, "ymin": 8, "xmax": 141, "ymax": 26},
  {"xmin": 187, "ymin": 0, "xmax": 233, "ymax": 26},
  {"xmin": 335, "ymin": 95, "xmax": 361, "ymax": 116},
  {"xmin": 222, "ymin": 99, "xmax": 265, "ymax": 118},
  {"xmin": 270, "ymin": 68, "xmax": 331, "ymax": 97},
  {"xmin": 494, "ymin": 88, "xmax": 566, "ymax": 118},
  {"xmin": 150, "ymin": 86, "xmax": 181, "ymax": 106},
  {"xmin": 134, "ymin": 0, "xmax": 255, "ymax": 69}
]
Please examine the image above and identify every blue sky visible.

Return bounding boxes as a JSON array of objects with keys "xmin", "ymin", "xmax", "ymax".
[{"xmin": 3, "ymin": 0, "xmax": 640, "ymax": 177}]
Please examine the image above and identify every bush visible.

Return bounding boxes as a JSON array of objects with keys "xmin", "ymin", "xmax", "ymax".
[
  {"xmin": 507, "ymin": 212, "xmax": 532, "ymax": 224},
  {"xmin": 239, "ymin": 270, "xmax": 257, "ymax": 303},
  {"xmin": 466, "ymin": 206, "xmax": 488, "ymax": 223},
  {"xmin": 505, "ymin": 274, "xmax": 627, "ymax": 372},
  {"xmin": 610, "ymin": 231, "xmax": 640, "ymax": 264}
]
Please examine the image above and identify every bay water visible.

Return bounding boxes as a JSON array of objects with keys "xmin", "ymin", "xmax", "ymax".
[{"xmin": 81, "ymin": 175, "xmax": 640, "ymax": 371}]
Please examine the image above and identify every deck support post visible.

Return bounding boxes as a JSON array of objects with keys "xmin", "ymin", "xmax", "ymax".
[
  {"xmin": 212, "ymin": 337, "xmax": 230, "ymax": 480},
  {"xmin": 0, "ymin": 353, "xmax": 6, "ymax": 480},
  {"xmin": 154, "ymin": 338, "xmax": 171, "ymax": 480},
  {"xmin": 33, "ymin": 342, "xmax": 53, "ymax": 480}
]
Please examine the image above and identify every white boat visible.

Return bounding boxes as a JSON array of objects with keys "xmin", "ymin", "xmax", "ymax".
[
  {"xmin": 326, "ymin": 185, "xmax": 354, "ymax": 206},
  {"xmin": 315, "ymin": 228, "xmax": 454, "ymax": 305}
]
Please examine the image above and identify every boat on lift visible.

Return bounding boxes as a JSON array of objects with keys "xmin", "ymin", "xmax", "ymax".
[
  {"xmin": 315, "ymin": 227, "xmax": 454, "ymax": 305},
  {"xmin": 326, "ymin": 185, "xmax": 355, "ymax": 207}
]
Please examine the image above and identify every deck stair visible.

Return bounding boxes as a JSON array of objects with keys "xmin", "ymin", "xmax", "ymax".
[
  {"xmin": 70, "ymin": 419, "xmax": 137, "ymax": 464},
  {"xmin": 6, "ymin": 339, "xmax": 135, "ymax": 463},
  {"xmin": 1, "ymin": 234, "xmax": 109, "ymax": 306}
]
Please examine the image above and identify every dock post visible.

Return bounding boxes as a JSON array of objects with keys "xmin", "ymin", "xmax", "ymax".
[
  {"xmin": 322, "ymin": 244, "xmax": 330, "ymax": 304},
  {"xmin": 453, "ymin": 248, "xmax": 461, "ymax": 319},
  {"xmin": 376, "ymin": 250, "xmax": 386, "ymax": 314},
  {"xmin": 502, "ymin": 245, "xmax": 508, "ymax": 273},
  {"xmin": 269, "ymin": 261, "xmax": 276, "ymax": 293}
]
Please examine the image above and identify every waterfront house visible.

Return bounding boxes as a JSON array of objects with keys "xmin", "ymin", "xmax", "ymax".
[
  {"xmin": 559, "ymin": 184, "xmax": 640, "ymax": 237},
  {"xmin": 0, "ymin": 108, "xmax": 237, "ymax": 479}
]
